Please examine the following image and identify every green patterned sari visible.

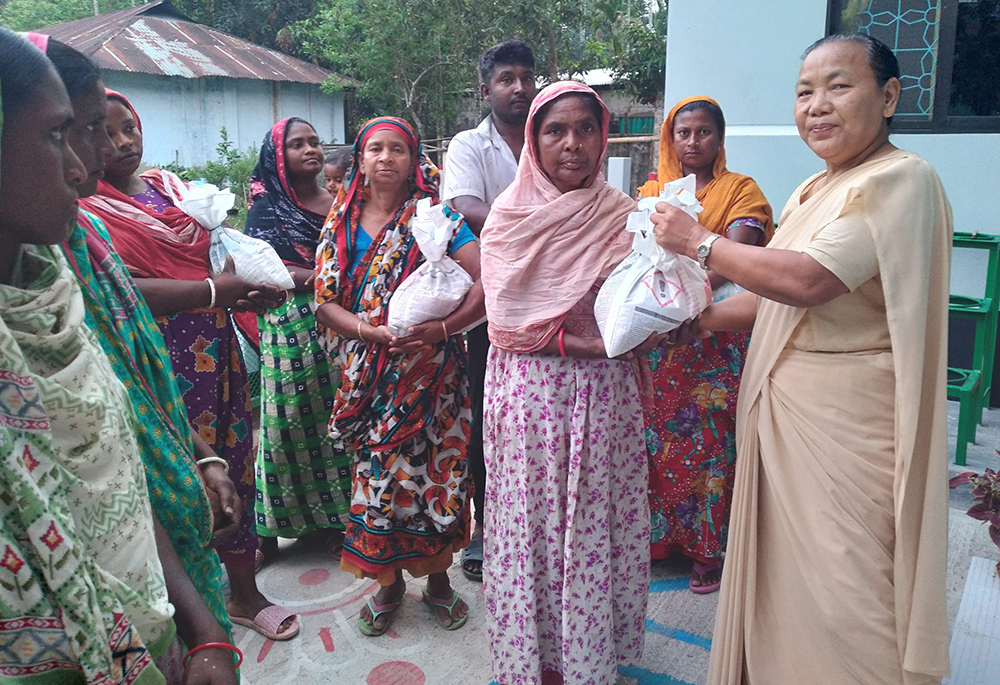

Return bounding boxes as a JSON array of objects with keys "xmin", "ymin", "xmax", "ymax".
[{"xmin": 61, "ymin": 211, "xmax": 230, "ymax": 633}]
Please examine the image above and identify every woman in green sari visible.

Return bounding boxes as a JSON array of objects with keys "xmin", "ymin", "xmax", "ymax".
[{"xmin": 0, "ymin": 30, "xmax": 238, "ymax": 684}]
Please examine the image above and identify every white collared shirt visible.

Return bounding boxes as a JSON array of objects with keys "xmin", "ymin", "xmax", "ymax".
[{"xmin": 442, "ymin": 114, "xmax": 519, "ymax": 205}]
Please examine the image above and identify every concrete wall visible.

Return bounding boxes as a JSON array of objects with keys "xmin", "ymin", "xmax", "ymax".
[
  {"xmin": 102, "ymin": 72, "xmax": 346, "ymax": 168},
  {"xmin": 665, "ymin": 0, "xmax": 1000, "ymax": 297}
]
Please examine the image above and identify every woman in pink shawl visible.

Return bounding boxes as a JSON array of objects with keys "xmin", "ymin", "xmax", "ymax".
[{"xmin": 480, "ymin": 81, "xmax": 660, "ymax": 685}]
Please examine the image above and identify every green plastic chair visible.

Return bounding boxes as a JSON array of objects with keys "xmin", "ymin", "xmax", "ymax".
[{"xmin": 947, "ymin": 232, "xmax": 1000, "ymax": 464}]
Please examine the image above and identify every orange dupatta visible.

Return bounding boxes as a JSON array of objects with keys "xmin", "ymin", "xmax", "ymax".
[{"xmin": 638, "ymin": 96, "xmax": 773, "ymax": 241}]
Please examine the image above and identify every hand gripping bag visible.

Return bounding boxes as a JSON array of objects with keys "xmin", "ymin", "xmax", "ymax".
[
  {"xmin": 386, "ymin": 198, "xmax": 474, "ymax": 336},
  {"xmin": 160, "ymin": 171, "xmax": 295, "ymax": 290},
  {"xmin": 594, "ymin": 174, "xmax": 712, "ymax": 357}
]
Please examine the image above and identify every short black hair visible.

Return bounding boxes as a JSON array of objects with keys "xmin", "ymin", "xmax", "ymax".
[
  {"xmin": 0, "ymin": 28, "xmax": 56, "ymax": 120},
  {"xmin": 324, "ymin": 147, "xmax": 352, "ymax": 169},
  {"xmin": 46, "ymin": 38, "xmax": 102, "ymax": 100},
  {"xmin": 531, "ymin": 91, "xmax": 604, "ymax": 142},
  {"xmin": 803, "ymin": 33, "xmax": 900, "ymax": 125},
  {"xmin": 479, "ymin": 38, "xmax": 535, "ymax": 85},
  {"xmin": 673, "ymin": 100, "xmax": 726, "ymax": 138}
]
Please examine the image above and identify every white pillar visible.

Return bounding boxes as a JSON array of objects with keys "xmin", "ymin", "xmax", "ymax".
[{"xmin": 607, "ymin": 157, "xmax": 632, "ymax": 196}]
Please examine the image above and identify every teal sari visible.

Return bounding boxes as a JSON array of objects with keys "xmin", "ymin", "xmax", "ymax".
[{"xmin": 61, "ymin": 210, "xmax": 230, "ymax": 634}]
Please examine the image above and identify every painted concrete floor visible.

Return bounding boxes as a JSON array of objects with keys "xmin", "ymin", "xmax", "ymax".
[{"xmin": 232, "ymin": 401, "xmax": 1000, "ymax": 685}]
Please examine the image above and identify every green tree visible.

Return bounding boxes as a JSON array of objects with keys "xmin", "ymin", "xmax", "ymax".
[
  {"xmin": 0, "ymin": 0, "xmax": 132, "ymax": 31},
  {"xmin": 0, "ymin": 0, "xmax": 316, "ymax": 48},
  {"xmin": 292, "ymin": 0, "xmax": 488, "ymax": 137}
]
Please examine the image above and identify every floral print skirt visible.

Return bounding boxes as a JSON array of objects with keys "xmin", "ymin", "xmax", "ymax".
[
  {"xmin": 484, "ymin": 349, "xmax": 649, "ymax": 685},
  {"xmin": 158, "ymin": 310, "xmax": 256, "ymax": 566},
  {"xmin": 644, "ymin": 331, "xmax": 747, "ymax": 563}
]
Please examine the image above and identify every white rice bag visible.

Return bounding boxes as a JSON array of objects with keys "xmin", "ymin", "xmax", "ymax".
[
  {"xmin": 386, "ymin": 198, "xmax": 473, "ymax": 336},
  {"xmin": 160, "ymin": 171, "xmax": 295, "ymax": 290},
  {"xmin": 594, "ymin": 175, "xmax": 712, "ymax": 357}
]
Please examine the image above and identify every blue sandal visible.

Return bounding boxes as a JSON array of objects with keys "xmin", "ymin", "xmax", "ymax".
[
  {"xmin": 461, "ymin": 536, "xmax": 484, "ymax": 582},
  {"xmin": 421, "ymin": 588, "xmax": 468, "ymax": 631}
]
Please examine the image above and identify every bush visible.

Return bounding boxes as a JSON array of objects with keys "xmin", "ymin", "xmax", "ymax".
[{"xmin": 162, "ymin": 127, "xmax": 257, "ymax": 231}]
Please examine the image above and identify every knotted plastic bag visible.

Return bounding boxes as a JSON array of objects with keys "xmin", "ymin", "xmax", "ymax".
[
  {"xmin": 161, "ymin": 171, "xmax": 295, "ymax": 291},
  {"xmin": 594, "ymin": 175, "xmax": 712, "ymax": 357},
  {"xmin": 386, "ymin": 198, "xmax": 474, "ymax": 336}
]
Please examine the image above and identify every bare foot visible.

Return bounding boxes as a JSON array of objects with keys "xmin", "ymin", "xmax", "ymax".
[
  {"xmin": 426, "ymin": 572, "xmax": 467, "ymax": 628},
  {"xmin": 359, "ymin": 572, "xmax": 405, "ymax": 633}
]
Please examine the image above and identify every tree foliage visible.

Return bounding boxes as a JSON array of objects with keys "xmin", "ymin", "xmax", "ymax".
[
  {"xmin": 0, "ymin": 0, "xmax": 668, "ymax": 136},
  {"xmin": 292, "ymin": 0, "xmax": 667, "ymax": 136},
  {"xmin": 0, "ymin": 0, "xmax": 132, "ymax": 31},
  {"xmin": 0, "ymin": 0, "xmax": 317, "ymax": 49}
]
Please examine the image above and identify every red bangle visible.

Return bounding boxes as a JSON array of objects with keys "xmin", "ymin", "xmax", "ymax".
[
  {"xmin": 183, "ymin": 642, "xmax": 243, "ymax": 670},
  {"xmin": 558, "ymin": 328, "xmax": 567, "ymax": 358}
]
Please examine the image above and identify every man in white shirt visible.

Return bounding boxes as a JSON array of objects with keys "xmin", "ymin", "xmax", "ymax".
[{"xmin": 443, "ymin": 38, "xmax": 537, "ymax": 583}]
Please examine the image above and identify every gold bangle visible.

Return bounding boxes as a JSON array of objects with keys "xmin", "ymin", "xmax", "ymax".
[
  {"xmin": 441, "ymin": 320, "xmax": 449, "ymax": 340},
  {"xmin": 357, "ymin": 320, "xmax": 366, "ymax": 342}
]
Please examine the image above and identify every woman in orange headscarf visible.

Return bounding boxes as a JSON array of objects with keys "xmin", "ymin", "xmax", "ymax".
[{"xmin": 637, "ymin": 96, "xmax": 772, "ymax": 593}]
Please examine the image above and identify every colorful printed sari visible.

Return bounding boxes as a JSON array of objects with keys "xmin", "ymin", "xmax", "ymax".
[
  {"xmin": 314, "ymin": 117, "xmax": 471, "ymax": 582},
  {"xmin": 245, "ymin": 119, "xmax": 352, "ymax": 539},
  {"xmin": 0, "ymin": 244, "xmax": 174, "ymax": 685},
  {"xmin": 61, "ymin": 210, "xmax": 230, "ymax": 632},
  {"xmin": 638, "ymin": 97, "xmax": 773, "ymax": 565}
]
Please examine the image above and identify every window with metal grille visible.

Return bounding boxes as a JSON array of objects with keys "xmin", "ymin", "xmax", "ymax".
[{"xmin": 828, "ymin": 0, "xmax": 1000, "ymax": 132}]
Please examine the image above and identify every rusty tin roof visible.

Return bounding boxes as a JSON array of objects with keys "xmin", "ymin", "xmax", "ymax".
[{"xmin": 39, "ymin": 1, "xmax": 354, "ymax": 86}]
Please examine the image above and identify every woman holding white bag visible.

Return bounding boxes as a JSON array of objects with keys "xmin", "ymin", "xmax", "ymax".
[
  {"xmin": 79, "ymin": 90, "xmax": 299, "ymax": 642},
  {"xmin": 313, "ymin": 116, "xmax": 484, "ymax": 636},
  {"xmin": 480, "ymin": 81, "xmax": 673, "ymax": 685}
]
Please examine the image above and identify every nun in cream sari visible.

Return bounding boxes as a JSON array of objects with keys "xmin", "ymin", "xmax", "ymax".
[{"xmin": 651, "ymin": 35, "xmax": 951, "ymax": 685}]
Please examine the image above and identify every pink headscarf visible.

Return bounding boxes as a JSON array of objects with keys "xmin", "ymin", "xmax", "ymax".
[{"xmin": 480, "ymin": 81, "xmax": 635, "ymax": 353}]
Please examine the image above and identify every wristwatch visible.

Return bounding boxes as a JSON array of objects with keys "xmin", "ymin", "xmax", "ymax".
[{"xmin": 696, "ymin": 233, "xmax": 721, "ymax": 270}]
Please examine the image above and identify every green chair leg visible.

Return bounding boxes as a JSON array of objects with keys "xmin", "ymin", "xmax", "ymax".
[{"xmin": 948, "ymin": 368, "xmax": 981, "ymax": 467}]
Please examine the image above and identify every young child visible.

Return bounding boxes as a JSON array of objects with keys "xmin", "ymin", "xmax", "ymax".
[{"xmin": 323, "ymin": 147, "xmax": 352, "ymax": 197}]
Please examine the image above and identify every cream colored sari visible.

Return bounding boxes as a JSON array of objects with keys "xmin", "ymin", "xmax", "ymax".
[{"xmin": 707, "ymin": 148, "xmax": 952, "ymax": 685}]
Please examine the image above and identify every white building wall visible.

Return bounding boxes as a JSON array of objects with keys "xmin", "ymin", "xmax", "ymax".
[
  {"xmin": 665, "ymin": 1, "xmax": 1000, "ymax": 297},
  {"xmin": 101, "ymin": 72, "xmax": 346, "ymax": 169}
]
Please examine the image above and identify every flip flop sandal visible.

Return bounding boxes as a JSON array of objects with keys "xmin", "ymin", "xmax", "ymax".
[
  {"xmin": 461, "ymin": 537, "xmax": 484, "ymax": 582},
  {"xmin": 230, "ymin": 605, "xmax": 300, "ymax": 641},
  {"xmin": 690, "ymin": 560, "xmax": 723, "ymax": 595},
  {"xmin": 356, "ymin": 596, "xmax": 402, "ymax": 637},
  {"xmin": 421, "ymin": 588, "xmax": 469, "ymax": 631}
]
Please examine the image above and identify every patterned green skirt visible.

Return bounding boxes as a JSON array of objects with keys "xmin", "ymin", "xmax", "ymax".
[{"xmin": 254, "ymin": 291, "xmax": 352, "ymax": 538}]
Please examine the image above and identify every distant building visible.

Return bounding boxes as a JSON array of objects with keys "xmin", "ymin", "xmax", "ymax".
[
  {"xmin": 40, "ymin": 0, "xmax": 355, "ymax": 167},
  {"xmin": 578, "ymin": 68, "xmax": 664, "ymax": 139}
]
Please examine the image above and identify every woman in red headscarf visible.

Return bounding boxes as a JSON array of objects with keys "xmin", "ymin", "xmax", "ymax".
[
  {"xmin": 79, "ymin": 90, "xmax": 299, "ymax": 642},
  {"xmin": 314, "ymin": 116, "xmax": 484, "ymax": 636}
]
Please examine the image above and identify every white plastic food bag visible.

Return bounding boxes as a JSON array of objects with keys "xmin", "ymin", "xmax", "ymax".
[
  {"xmin": 160, "ymin": 171, "xmax": 295, "ymax": 291},
  {"xmin": 386, "ymin": 198, "xmax": 474, "ymax": 336},
  {"xmin": 594, "ymin": 175, "xmax": 712, "ymax": 357}
]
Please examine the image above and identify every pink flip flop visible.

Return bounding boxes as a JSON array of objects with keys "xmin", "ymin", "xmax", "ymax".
[
  {"xmin": 230, "ymin": 605, "xmax": 300, "ymax": 641},
  {"xmin": 690, "ymin": 560, "xmax": 723, "ymax": 595}
]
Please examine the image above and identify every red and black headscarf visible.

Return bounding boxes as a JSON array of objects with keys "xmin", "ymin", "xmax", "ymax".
[{"xmin": 245, "ymin": 117, "xmax": 328, "ymax": 267}]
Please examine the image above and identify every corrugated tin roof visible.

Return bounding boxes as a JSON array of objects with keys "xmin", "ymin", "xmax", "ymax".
[{"xmin": 39, "ymin": 0, "xmax": 355, "ymax": 87}]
